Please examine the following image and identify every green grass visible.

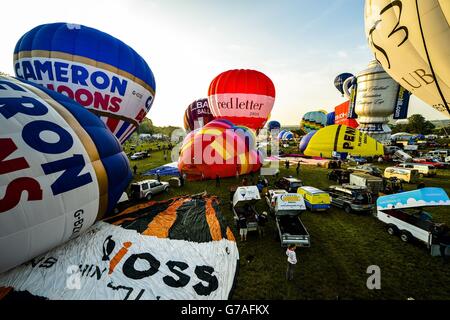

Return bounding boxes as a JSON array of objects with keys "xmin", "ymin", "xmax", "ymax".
[{"xmin": 121, "ymin": 141, "xmax": 450, "ymax": 300}]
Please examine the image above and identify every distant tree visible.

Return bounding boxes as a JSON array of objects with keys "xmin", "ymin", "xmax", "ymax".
[
  {"xmin": 391, "ymin": 114, "xmax": 435, "ymax": 135},
  {"xmin": 0, "ymin": 71, "xmax": 10, "ymax": 76}
]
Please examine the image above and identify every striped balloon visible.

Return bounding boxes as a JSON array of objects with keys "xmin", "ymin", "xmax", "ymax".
[
  {"xmin": 14, "ymin": 22, "xmax": 156, "ymax": 144},
  {"xmin": 178, "ymin": 120, "xmax": 262, "ymax": 180}
]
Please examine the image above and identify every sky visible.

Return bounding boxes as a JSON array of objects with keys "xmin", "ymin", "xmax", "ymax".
[{"xmin": 0, "ymin": 0, "xmax": 445, "ymax": 127}]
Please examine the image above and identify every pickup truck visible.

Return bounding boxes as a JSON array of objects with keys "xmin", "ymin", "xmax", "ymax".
[{"xmin": 271, "ymin": 192, "xmax": 310, "ymax": 247}]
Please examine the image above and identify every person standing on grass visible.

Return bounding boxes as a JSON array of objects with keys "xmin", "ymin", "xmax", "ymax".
[
  {"xmin": 216, "ymin": 175, "xmax": 220, "ymax": 187},
  {"xmin": 286, "ymin": 244, "xmax": 297, "ymax": 281},
  {"xmin": 133, "ymin": 165, "xmax": 138, "ymax": 176},
  {"xmin": 296, "ymin": 162, "xmax": 301, "ymax": 177},
  {"xmin": 238, "ymin": 214, "xmax": 248, "ymax": 242}
]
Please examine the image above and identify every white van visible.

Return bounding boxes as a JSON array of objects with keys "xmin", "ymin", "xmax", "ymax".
[
  {"xmin": 397, "ymin": 163, "xmax": 437, "ymax": 177},
  {"xmin": 384, "ymin": 167, "xmax": 420, "ymax": 183}
]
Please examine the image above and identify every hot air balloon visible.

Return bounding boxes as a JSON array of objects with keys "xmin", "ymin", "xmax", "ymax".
[
  {"xmin": 334, "ymin": 73, "xmax": 354, "ymax": 96},
  {"xmin": 183, "ymin": 98, "xmax": 215, "ymax": 132},
  {"xmin": 299, "ymin": 124, "xmax": 384, "ymax": 158},
  {"xmin": 365, "ymin": 0, "xmax": 450, "ymax": 118},
  {"xmin": 300, "ymin": 110, "xmax": 328, "ymax": 133},
  {"xmin": 14, "ymin": 22, "xmax": 156, "ymax": 144},
  {"xmin": 267, "ymin": 120, "xmax": 281, "ymax": 131},
  {"xmin": 0, "ymin": 75, "xmax": 132, "ymax": 273},
  {"xmin": 208, "ymin": 69, "xmax": 275, "ymax": 130},
  {"xmin": 178, "ymin": 120, "xmax": 262, "ymax": 180},
  {"xmin": 0, "ymin": 195, "xmax": 239, "ymax": 300},
  {"xmin": 278, "ymin": 131, "xmax": 294, "ymax": 140}
]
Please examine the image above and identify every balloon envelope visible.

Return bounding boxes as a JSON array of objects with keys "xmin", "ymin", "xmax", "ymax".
[
  {"xmin": 326, "ymin": 112, "xmax": 335, "ymax": 126},
  {"xmin": 334, "ymin": 73, "xmax": 354, "ymax": 95},
  {"xmin": 14, "ymin": 22, "xmax": 156, "ymax": 144},
  {"xmin": 300, "ymin": 111, "xmax": 328, "ymax": 133},
  {"xmin": 178, "ymin": 120, "xmax": 262, "ymax": 180},
  {"xmin": 365, "ymin": 0, "xmax": 450, "ymax": 118},
  {"xmin": 183, "ymin": 98, "xmax": 215, "ymax": 132},
  {"xmin": 0, "ymin": 75, "xmax": 132, "ymax": 273},
  {"xmin": 208, "ymin": 69, "xmax": 275, "ymax": 130},
  {"xmin": 299, "ymin": 125, "xmax": 384, "ymax": 158}
]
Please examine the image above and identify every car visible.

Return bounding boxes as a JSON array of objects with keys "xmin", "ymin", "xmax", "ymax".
[
  {"xmin": 130, "ymin": 179, "xmax": 169, "ymax": 200},
  {"xmin": 275, "ymin": 177, "xmax": 303, "ymax": 193},
  {"xmin": 384, "ymin": 146, "xmax": 402, "ymax": 155},
  {"xmin": 327, "ymin": 184, "xmax": 375, "ymax": 214},
  {"xmin": 412, "ymin": 157, "xmax": 447, "ymax": 169},
  {"xmin": 347, "ymin": 164, "xmax": 382, "ymax": 177},
  {"xmin": 130, "ymin": 151, "xmax": 148, "ymax": 160},
  {"xmin": 346, "ymin": 155, "xmax": 367, "ymax": 164}
]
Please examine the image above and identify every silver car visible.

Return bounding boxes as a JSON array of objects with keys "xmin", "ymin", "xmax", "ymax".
[{"xmin": 130, "ymin": 179, "xmax": 169, "ymax": 200}]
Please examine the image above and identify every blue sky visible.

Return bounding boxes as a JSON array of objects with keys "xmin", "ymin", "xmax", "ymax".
[{"xmin": 0, "ymin": 0, "xmax": 444, "ymax": 126}]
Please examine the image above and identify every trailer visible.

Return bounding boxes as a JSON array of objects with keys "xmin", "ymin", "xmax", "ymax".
[
  {"xmin": 375, "ymin": 188, "xmax": 450, "ymax": 256},
  {"xmin": 232, "ymin": 186, "xmax": 260, "ymax": 232},
  {"xmin": 350, "ymin": 172, "xmax": 384, "ymax": 195},
  {"xmin": 273, "ymin": 193, "xmax": 310, "ymax": 247}
]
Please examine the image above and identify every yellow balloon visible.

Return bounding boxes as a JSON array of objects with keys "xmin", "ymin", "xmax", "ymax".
[
  {"xmin": 300, "ymin": 125, "xmax": 385, "ymax": 158},
  {"xmin": 365, "ymin": 0, "xmax": 450, "ymax": 117}
]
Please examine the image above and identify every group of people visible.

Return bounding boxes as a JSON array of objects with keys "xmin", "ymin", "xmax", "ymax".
[{"xmin": 237, "ymin": 210, "xmax": 268, "ymax": 242}]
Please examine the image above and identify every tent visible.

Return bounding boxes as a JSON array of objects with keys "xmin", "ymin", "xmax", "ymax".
[{"xmin": 143, "ymin": 162, "xmax": 180, "ymax": 176}]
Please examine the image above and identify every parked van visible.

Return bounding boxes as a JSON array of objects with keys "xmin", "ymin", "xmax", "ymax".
[
  {"xmin": 384, "ymin": 167, "xmax": 420, "ymax": 183},
  {"xmin": 396, "ymin": 163, "xmax": 437, "ymax": 177},
  {"xmin": 297, "ymin": 186, "xmax": 331, "ymax": 212}
]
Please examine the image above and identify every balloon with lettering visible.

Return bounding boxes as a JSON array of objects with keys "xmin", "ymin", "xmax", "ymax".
[
  {"xmin": 178, "ymin": 119, "xmax": 262, "ymax": 180},
  {"xmin": 334, "ymin": 73, "xmax": 354, "ymax": 96},
  {"xmin": 365, "ymin": 0, "xmax": 450, "ymax": 118},
  {"xmin": 14, "ymin": 22, "xmax": 156, "ymax": 144},
  {"xmin": 183, "ymin": 98, "xmax": 215, "ymax": 132},
  {"xmin": 0, "ymin": 75, "xmax": 132, "ymax": 273},
  {"xmin": 333, "ymin": 101, "xmax": 359, "ymax": 128},
  {"xmin": 299, "ymin": 124, "xmax": 384, "ymax": 158},
  {"xmin": 208, "ymin": 69, "xmax": 276, "ymax": 130},
  {"xmin": 267, "ymin": 120, "xmax": 281, "ymax": 131},
  {"xmin": 300, "ymin": 110, "xmax": 328, "ymax": 133}
]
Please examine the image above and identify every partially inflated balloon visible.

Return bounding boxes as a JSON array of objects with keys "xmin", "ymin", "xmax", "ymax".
[
  {"xmin": 300, "ymin": 111, "xmax": 328, "ymax": 133},
  {"xmin": 178, "ymin": 120, "xmax": 262, "ymax": 180},
  {"xmin": 183, "ymin": 98, "xmax": 215, "ymax": 132},
  {"xmin": 365, "ymin": 0, "xmax": 450, "ymax": 117},
  {"xmin": 208, "ymin": 69, "xmax": 275, "ymax": 130},
  {"xmin": 0, "ymin": 76, "xmax": 132, "ymax": 273},
  {"xmin": 299, "ymin": 125, "xmax": 384, "ymax": 158},
  {"xmin": 14, "ymin": 22, "xmax": 156, "ymax": 143}
]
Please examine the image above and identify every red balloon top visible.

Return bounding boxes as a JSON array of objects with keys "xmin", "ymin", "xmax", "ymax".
[{"xmin": 208, "ymin": 69, "xmax": 275, "ymax": 97}]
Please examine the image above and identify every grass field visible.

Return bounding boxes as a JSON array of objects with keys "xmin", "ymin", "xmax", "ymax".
[{"xmin": 123, "ymin": 141, "xmax": 450, "ymax": 300}]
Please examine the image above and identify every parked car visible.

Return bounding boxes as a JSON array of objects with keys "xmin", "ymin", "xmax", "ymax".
[
  {"xmin": 413, "ymin": 157, "xmax": 447, "ymax": 169},
  {"xmin": 275, "ymin": 177, "xmax": 303, "ymax": 193},
  {"xmin": 327, "ymin": 184, "xmax": 375, "ymax": 214},
  {"xmin": 396, "ymin": 163, "xmax": 437, "ymax": 177},
  {"xmin": 347, "ymin": 155, "xmax": 367, "ymax": 164},
  {"xmin": 347, "ymin": 164, "xmax": 382, "ymax": 177},
  {"xmin": 384, "ymin": 145, "xmax": 402, "ymax": 155},
  {"xmin": 384, "ymin": 167, "xmax": 420, "ymax": 183},
  {"xmin": 375, "ymin": 188, "xmax": 450, "ymax": 256},
  {"xmin": 130, "ymin": 179, "xmax": 169, "ymax": 200}
]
